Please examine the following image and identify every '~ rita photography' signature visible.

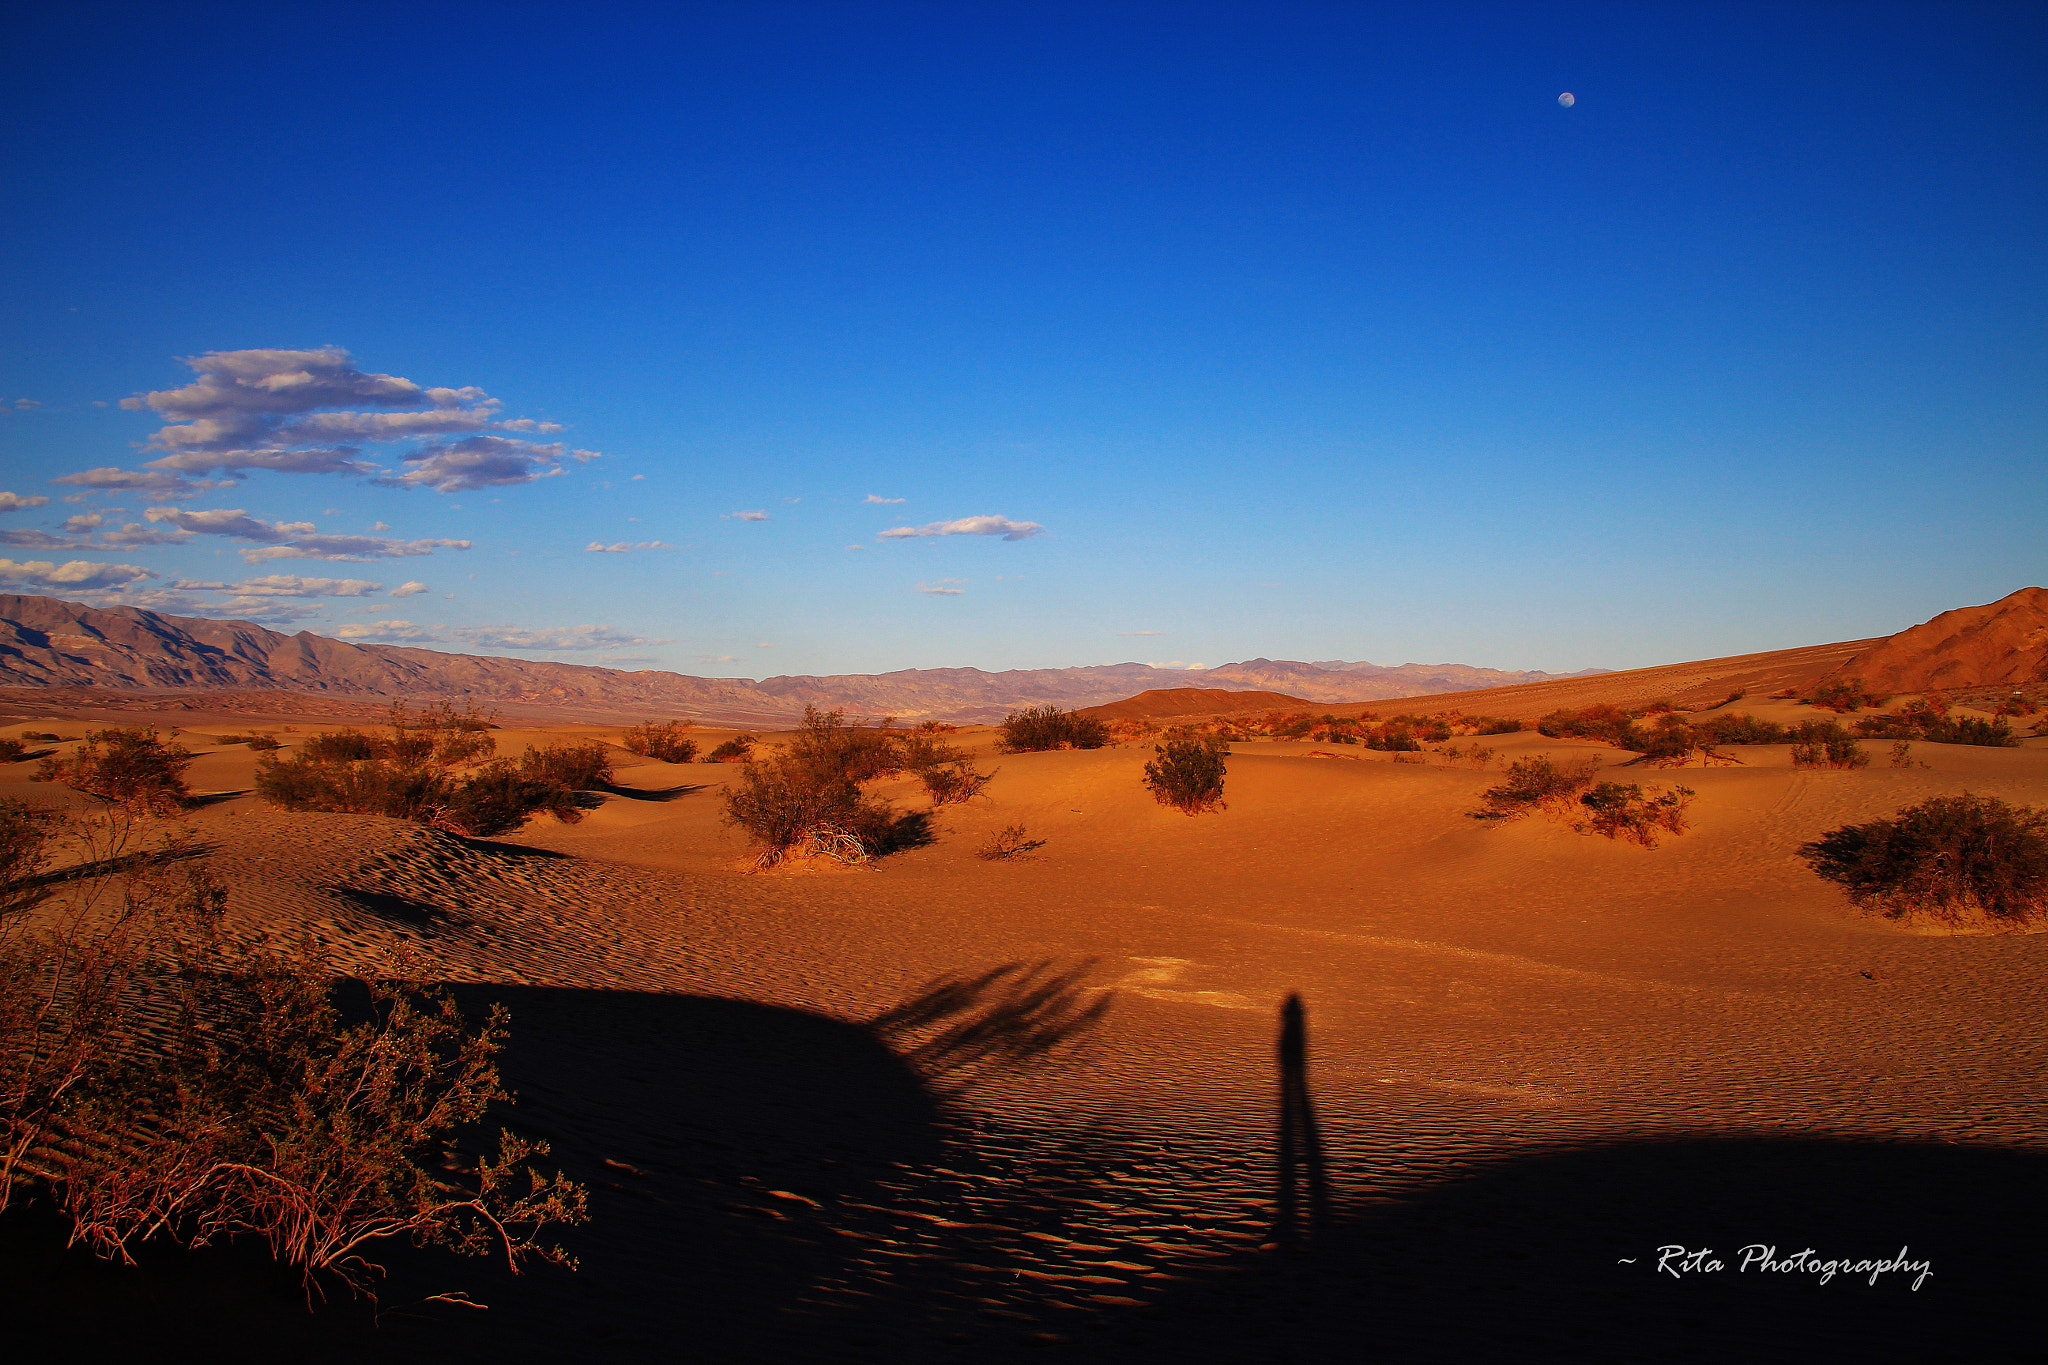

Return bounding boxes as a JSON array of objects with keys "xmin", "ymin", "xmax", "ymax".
[{"xmin": 1616, "ymin": 1244, "xmax": 1933, "ymax": 1290}]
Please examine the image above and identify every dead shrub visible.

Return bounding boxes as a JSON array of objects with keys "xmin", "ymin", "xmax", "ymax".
[{"xmin": 977, "ymin": 824, "xmax": 1046, "ymax": 860}]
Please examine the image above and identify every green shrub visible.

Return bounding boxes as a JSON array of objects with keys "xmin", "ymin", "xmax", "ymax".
[
  {"xmin": 1474, "ymin": 754, "xmax": 1603, "ymax": 820},
  {"xmin": 1789, "ymin": 719, "xmax": 1869, "ymax": 769},
  {"xmin": 1142, "ymin": 733, "xmax": 1228, "ymax": 815},
  {"xmin": 997, "ymin": 705, "xmax": 1110, "ymax": 753},
  {"xmin": 1576, "ymin": 781, "xmax": 1695, "ymax": 847},
  {"xmin": 620, "ymin": 720, "xmax": 699, "ymax": 764},
  {"xmin": 519, "ymin": 740, "xmax": 614, "ymax": 790},
  {"xmin": 1855, "ymin": 711, "xmax": 2018, "ymax": 747},
  {"xmin": 1797, "ymin": 794, "xmax": 2048, "ymax": 924},
  {"xmin": 31, "ymin": 728, "xmax": 193, "ymax": 814}
]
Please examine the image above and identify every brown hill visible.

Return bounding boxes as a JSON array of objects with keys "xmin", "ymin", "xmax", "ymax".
[
  {"xmin": 1077, "ymin": 688, "xmax": 1312, "ymax": 722},
  {"xmin": 1818, "ymin": 587, "xmax": 2048, "ymax": 694}
]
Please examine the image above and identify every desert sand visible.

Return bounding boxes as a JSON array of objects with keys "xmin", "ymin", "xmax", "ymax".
[{"xmin": 3, "ymin": 680, "xmax": 2045, "ymax": 1363}]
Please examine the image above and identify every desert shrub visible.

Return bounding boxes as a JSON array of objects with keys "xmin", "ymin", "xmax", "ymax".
[
  {"xmin": 520, "ymin": 740, "xmax": 614, "ymax": 790},
  {"xmin": 620, "ymin": 721, "xmax": 699, "ymax": 764},
  {"xmin": 706, "ymin": 735, "xmax": 755, "ymax": 763},
  {"xmin": 1789, "ymin": 719, "xmax": 1869, "ymax": 770},
  {"xmin": 20, "ymin": 733, "xmax": 62, "ymax": 743},
  {"xmin": 1474, "ymin": 754, "xmax": 1603, "ymax": 820},
  {"xmin": 31, "ymin": 728, "xmax": 193, "ymax": 814},
  {"xmin": 1273, "ymin": 715, "xmax": 1316, "ymax": 740},
  {"xmin": 1536, "ymin": 705, "xmax": 1648, "ymax": 751},
  {"xmin": 1695, "ymin": 712, "xmax": 1787, "ymax": 745},
  {"xmin": 301, "ymin": 728, "xmax": 385, "ymax": 762},
  {"xmin": 0, "ymin": 739, "xmax": 28, "ymax": 763},
  {"xmin": 977, "ymin": 824, "xmax": 1046, "ymax": 860},
  {"xmin": 1858, "ymin": 711, "xmax": 2018, "ymax": 748},
  {"xmin": 1576, "ymin": 781, "xmax": 1695, "ymax": 847},
  {"xmin": 1142, "ymin": 733, "xmax": 1228, "ymax": 815},
  {"xmin": 1391, "ymin": 714, "xmax": 1455, "ymax": 743},
  {"xmin": 1889, "ymin": 741, "xmax": 1915, "ymax": 768},
  {"xmin": 997, "ymin": 706, "xmax": 1110, "ymax": 753},
  {"xmin": 443, "ymin": 763, "xmax": 582, "ymax": 836},
  {"xmin": 722, "ymin": 709, "xmax": 923, "ymax": 863},
  {"xmin": 214, "ymin": 732, "xmax": 280, "ymax": 750},
  {"xmin": 1797, "ymin": 794, "xmax": 2048, "ymax": 924},
  {"xmin": 1473, "ymin": 717, "xmax": 1525, "ymax": 735},
  {"xmin": 1993, "ymin": 693, "xmax": 2039, "ymax": 718},
  {"xmin": 254, "ymin": 754, "xmax": 454, "ymax": 822},
  {"xmin": 787, "ymin": 707, "xmax": 902, "ymax": 785},
  {"xmin": 914, "ymin": 720, "xmax": 960, "ymax": 734},
  {"xmin": 1807, "ymin": 676, "xmax": 1885, "ymax": 713},
  {"xmin": 899, "ymin": 732, "xmax": 993, "ymax": 805}
]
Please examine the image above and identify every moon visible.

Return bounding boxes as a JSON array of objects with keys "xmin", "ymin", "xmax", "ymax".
[{"xmin": 1558, "ymin": 92, "xmax": 1576, "ymax": 107}]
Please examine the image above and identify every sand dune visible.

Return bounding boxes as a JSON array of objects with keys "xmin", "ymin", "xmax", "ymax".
[
  {"xmin": 3, "ymin": 685, "xmax": 2043, "ymax": 1359},
  {"xmin": 1821, "ymin": 586, "xmax": 2048, "ymax": 694}
]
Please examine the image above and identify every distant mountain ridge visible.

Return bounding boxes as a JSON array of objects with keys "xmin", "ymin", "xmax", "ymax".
[{"xmin": 0, "ymin": 594, "xmax": 1604, "ymax": 725}]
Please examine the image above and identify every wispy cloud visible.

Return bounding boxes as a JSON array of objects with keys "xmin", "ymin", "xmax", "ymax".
[
  {"xmin": 915, "ymin": 579, "xmax": 967, "ymax": 596},
  {"xmin": 0, "ymin": 492, "xmax": 51, "ymax": 512},
  {"xmin": 169, "ymin": 574, "xmax": 384, "ymax": 598},
  {"xmin": 584, "ymin": 540, "xmax": 672, "ymax": 553},
  {"xmin": 51, "ymin": 468, "xmax": 231, "ymax": 500},
  {"xmin": 389, "ymin": 580, "xmax": 428, "ymax": 597},
  {"xmin": 1146, "ymin": 660, "xmax": 1210, "ymax": 670},
  {"xmin": 878, "ymin": 515, "xmax": 1043, "ymax": 541},
  {"xmin": 378, "ymin": 436, "xmax": 592, "ymax": 493},
  {"xmin": 141, "ymin": 506, "xmax": 470, "ymax": 563},
  {"xmin": 725, "ymin": 510, "xmax": 769, "ymax": 522},
  {"xmin": 0, "ymin": 558, "xmax": 155, "ymax": 589},
  {"xmin": 864, "ymin": 494, "xmax": 905, "ymax": 504}
]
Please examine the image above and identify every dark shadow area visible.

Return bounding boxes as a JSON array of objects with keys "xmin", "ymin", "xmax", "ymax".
[
  {"xmin": 1273, "ymin": 993, "xmax": 1330, "ymax": 1246},
  {"xmin": 870, "ymin": 958, "xmax": 1113, "ymax": 1088},
  {"xmin": 1139, "ymin": 1134, "xmax": 2046, "ymax": 1364},
  {"xmin": 188, "ymin": 788, "xmax": 254, "ymax": 807},
  {"xmin": 331, "ymin": 887, "xmax": 452, "ymax": 930},
  {"xmin": 879, "ymin": 806, "xmax": 938, "ymax": 854},
  {"xmin": 596, "ymin": 781, "xmax": 708, "ymax": 803}
]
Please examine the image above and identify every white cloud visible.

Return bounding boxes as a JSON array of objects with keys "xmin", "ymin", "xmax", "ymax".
[
  {"xmin": 864, "ymin": 494, "xmax": 906, "ymax": 504},
  {"xmin": 96, "ymin": 523, "xmax": 194, "ymax": 548},
  {"xmin": 140, "ymin": 506, "xmax": 468, "ymax": 562},
  {"xmin": 915, "ymin": 580, "xmax": 966, "ymax": 596},
  {"xmin": 725, "ymin": 510, "xmax": 768, "ymax": 522},
  {"xmin": 14, "ymin": 399, "xmax": 42, "ymax": 409},
  {"xmin": 0, "ymin": 492, "xmax": 50, "ymax": 512},
  {"xmin": 701, "ymin": 654, "xmax": 737, "ymax": 663},
  {"xmin": 845, "ymin": 544, "xmax": 866, "ymax": 551},
  {"xmin": 63, "ymin": 513, "xmax": 104, "ymax": 532},
  {"xmin": 1145, "ymin": 661, "xmax": 1210, "ymax": 670},
  {"xmin": 380, "ymin": 436, "xmax": 579, "ymax": 493},
  {"xmin": 0, "ymin": 530, "xmax": 80, "ymax": 550},
  {"xmin": 334, "ymin": 619, "xmax": 440, "ymax": 643},
  {"xmin": 389, "ymin": 580, "xmax": 428, "ymax": 597},
  {"xmin": 0, "ymin": 558, "xmax": 155, "ymax": 589},
  {"xmin": 370, "ymin": 521, "xmax": 390, "ymax": 531},
  {"xmin": 145, "ymin": 445, "xmax": 379, "ymax": 475},
  {"xmin": 330, "ymin": 619, "xmax": 650, "ymax": 651},
  {"xmin": 584, "ymin": 540, "xmax": 671, "ymax": 553},
  {"xmin": 877, "ymin": 515, "xmax": 1043, "ymax": 541}
]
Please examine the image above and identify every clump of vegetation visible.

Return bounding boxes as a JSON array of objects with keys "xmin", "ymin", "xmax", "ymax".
[
  {"xmin": 1142, "ymin": 732, "xmax": 1229, "ymax": 815},
  {"xmin": 997, "ymin": 705, "xmax": 1109, "ymax": 754},
  {"xmin": 1472, "ymin": 716, "xmax": 1526, "ymax": 735},
  {"xmin": 1798, "ymin": 794, "xmax": 2048, "ymax": 925},
  {"xmin": 1890, "ymin": 741, "xmax": 1915, "ymax": 768},
  {"xmin": 214, "ymin": 732, "xmax": 281, "ymax": 750},
  {"xmin": 0, "ymin": 739, "xmax": 29, "ymax": 763},
  {"xmin": 31, "ymin": 727, "xmax": 193, "ymax": 814},
  {"xmin": 254, "ymin": 703, "xmax": 582, "ymax": 836},
  {"xmin": 722, "ymin": 708, "xmax": 926, "ymax": 866},
  {"xmin": 1694, "ymin": 712, "xmax": 1787, "ymax": 746},
  {"xmin": 898, "ymin": 732, "xmax": 995, "ymax": 805},
  {"xmin": 977, "ymin": 823, "xmax": 1046, "ymax": 860},
  {"xmin": 1992, "ymin": 693, "xmax": 2039, "ymax": 718},
  {"xmin": 1575, "ymin": 781, "xmax": 1696, "ymax": 847},
  {"xmin": 620, "ymin": 720, "xmax": 699, "ymax": 764},
  {"xmin": 0, "ymin": 796, "xmax": 587, "ymax": 1302},
  {"xmin": 706, "ymin": 734, "xmax": 756, "ymax": 763},
  {"xmin": 1438, "ymin": 743, "xmax": 1496, "ymax": 769},
  {"xmin": 519, "ymin": 739, "xmax": 614, "ymax": 790},
  {"xmin": 1855, "ymin": 705, "xmax": 2019, "ymax": 748},
  {"xmin": 1789, "ymin": 719, "xmax": 1870, "ymax": 769},
  {"xmin": 1474, "ymin": 754, "xmax": 1604, "ymax": 820},
  {"xmin": 1807, "ymin": 676, "xmax": 1887, "ymax": 713},
  {"xmin": 1536, "ymin": 704, "xmax": 1649, "ymax": 750}
]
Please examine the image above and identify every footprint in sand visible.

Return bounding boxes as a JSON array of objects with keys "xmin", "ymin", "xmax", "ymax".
[{"xmin": 1112, "ymin": 958, "xmax": 1260, "ymax": 1011}]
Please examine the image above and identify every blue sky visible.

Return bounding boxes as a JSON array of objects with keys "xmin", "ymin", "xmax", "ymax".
[{"xmin": 2, "ymin": 2, "xmax": 2042, "ymax": 677}]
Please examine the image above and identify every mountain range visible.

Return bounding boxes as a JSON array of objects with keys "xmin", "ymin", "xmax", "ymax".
[{"xmin": 0, "ymin": 594, "xmax": 1604, "ymax": 725}]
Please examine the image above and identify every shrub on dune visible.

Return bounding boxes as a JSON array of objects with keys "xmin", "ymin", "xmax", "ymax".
[
  {"xmin": 1142, "ymin": 732, "xmax": 1229, "ymax": 815},
  {"xmin": 722, "ymin": 707, "xmax": 926, "ymax": 865},
  {"xmin": 706, "ymin": 735, "xmax": 756, "ymax": 763},
  {"xmin": 1474, "ymin": 754, "xmax": 1603, "ymax": 820},
  {"xmin": 620, "ymin": 720, "xmax": 699, "ymax": 764},
  {"xmin": 31, "ymin": 727, "xmax": 193, "ymax": 814},
  {"xmin": 1798, "ymin": 794, "xmax": 2048, "ymax": 925},
  {"xmin": 519, "ymin": 739, "xmax": 614, "ymax": 790},
  {"xmin": 997, "ymin": 706, "xmax": 1109, "ymax": 753},
  {"xmin": 1576, "ymin": 781, "xmax": 1696, "ymax": 847},
  {"xmin": 1789, "ymin": 719, "xmax": 1869, "ymax": 769}
]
